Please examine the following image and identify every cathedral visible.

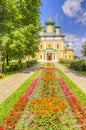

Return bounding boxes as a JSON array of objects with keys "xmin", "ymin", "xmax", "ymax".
[{"xmin": 37, "ymin": 16, "xmax": 74, "ymax": 62}]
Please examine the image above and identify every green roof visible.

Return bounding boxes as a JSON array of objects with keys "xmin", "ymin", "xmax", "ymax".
[
  {"xmin": 41, "ymin": 24, "xmax": 44, "ymax": 28},
  {"xmin": 55, "ymin": 23, "xmax": 60, "ymax": 28},
  {"xmin": 45, "ymin": 17, "xmax": 55, "ymax": 25},
  {"xmin": 64, "ymin": 47, "xmax": 74, "ymax": 51}
]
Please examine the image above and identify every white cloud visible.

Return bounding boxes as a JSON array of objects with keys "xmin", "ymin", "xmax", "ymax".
[
  {"xmin": 62, "ymin": 0, "xmax": 83, "ymax": 17},
  {"xmin": 77, "ymin": 11, "xmax": 86, "ymax": 25},
  {"xmin": 62, "ymin": 0, "xmax": 86, "ymax": 25},
  {"xmin": 64, "ymin": 33, "xmax": 86, "ymax": 56}
]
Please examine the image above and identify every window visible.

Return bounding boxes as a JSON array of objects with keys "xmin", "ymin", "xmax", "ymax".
[
  {"xmin": 69, "ymin": 55, "xmax": 71, "ymax": 58},
  {"xmin": 40, "ymin": 55, "xmax": 42, "ymax": 59},
  {"xmin": 65, "ymin": 55, "xmax": 67, "ymax": 58},
  {"xmin": 48, "ymin": 44, "xmax": 51, "ymax": 48},
  {"xmin": 40, "ymin": 44, "xmax": 42, "ymax": 49},
  {"xmin": 56, "ymin": 44, "xmax": 59, "ymax": 49}
]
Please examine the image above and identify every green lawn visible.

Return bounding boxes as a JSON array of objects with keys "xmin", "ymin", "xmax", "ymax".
[
  {"xmin": 71, "ymin": 69, "xmax": 86, "ymax": 76},
  {"xmin": 0, "ymin": 69, "xmax": 40, "ymax": 125},
  {"xmin": 0, "ymin": 61, "xmax": 38, "ymax": 81},
  {"xmin": 56, "ymin": 67, "xmax": 86, "ymax": 107}
]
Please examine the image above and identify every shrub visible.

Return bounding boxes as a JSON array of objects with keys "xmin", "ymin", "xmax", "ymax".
[
  {"xmin": 68, "ymin": 60, "xmax": 86, "ymax": 71},
  {"xmin": 3, "ymin": 62, "xmax": 27, "ymax": 73},
  {"xmin": 59, "ymin": 59, "xmax": 72, "ymax": 66},
  {"xmin": 59, "ymin": 59, "xmax": 86, "ymax": 71},
  {"xmin": 26, "ymin": 60, "xmax": 38, "ymax": 67}
]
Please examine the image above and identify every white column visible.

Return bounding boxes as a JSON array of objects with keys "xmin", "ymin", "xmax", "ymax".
[
  {"xmin": 44, "ymin": 53, "xmax": 45, "ymax": 60},
  {"xmin": 54, "ymin": 53, "xmax": 55, "ymax": 61},
  {"xmin": 44, "ymin": 42, "xmax": 46, "ymax": 49},
  {"xmin": 45, "ymin": 53, "xmax": 47, "ymax": 61},
  {"xmin": 52, "ymin": 53, "xmax": 54, "ymax": 61},
  {"xmin": 55, "ymin": 53, "xmax": 57, "ymax": 61},
  {"xmin": 42, "ymin": 53, "xmax": 44, "ymax": 61}
]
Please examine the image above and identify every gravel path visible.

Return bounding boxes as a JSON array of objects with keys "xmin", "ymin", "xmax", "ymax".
[
  {"xmin": 0, "ymin": 64, "xmax": 40, "ymax": 104},
  {"xmin": 54, "ymin": 63, "xmax": 86, "ymax": 93}
]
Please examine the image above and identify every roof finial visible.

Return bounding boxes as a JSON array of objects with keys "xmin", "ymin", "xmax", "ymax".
[
  {"xmin": 56, "ymin": 13, "xmax": 58, "ymax": 23},
  {"xmin": 49, "ymin": 10, "xmax": 51, "ymax": 18}
]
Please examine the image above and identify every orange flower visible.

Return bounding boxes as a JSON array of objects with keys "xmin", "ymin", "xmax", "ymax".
[{"xmin": 29, "ymin": 97, "xmax": 66, "ymax": 116}]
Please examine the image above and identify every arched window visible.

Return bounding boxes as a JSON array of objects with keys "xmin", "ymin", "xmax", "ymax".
[
  {"xmin": 40, "ymin": 55, "xmax": 42, "ymax": 59},
  {"xmin": 69, "ymin": 55, "xmax": 71, "ymax": 58},
  {"xmin": 48, "ymin": 44, "xmax": 51, "ymax": 48},
  {"xmin": 40, "ymin": 44, "xmax": 42, "ymax": 49},
  {"xmin": 56, "ymin": 44, "xmax": 59, "ymax": 49}
]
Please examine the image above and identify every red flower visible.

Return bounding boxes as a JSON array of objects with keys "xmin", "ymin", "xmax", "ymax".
[
  {"xmin": 0, "ymin": 126, "xmax": 3, "ymax": 130},
  {"xmin": 56, "ymin": 119, "xmax": 59, "ymax": 123}
]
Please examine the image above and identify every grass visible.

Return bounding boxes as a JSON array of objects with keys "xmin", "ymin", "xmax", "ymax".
[
  {"xmin": 70, "ymin": 69, "xmax": 86, "ymax": 76},
  {"xmin": 0, "ymin": 64, "xmax": 28, "ymax": 81},
  {"xmin": 0, "ymin": 62, "xmax": 39, "ymax": 81},
  {"xmin": 0, "ymin": 69, "xmax": 40, "ymax": 125},
  {"xmin": 0, "ymin": 67, "xmax": 27, "ymax": 81},
  {"xmin": 59, "ymin": 62, "xmax": 86, "ymax": 76},
  {"xmin": 56, "ymin": 67, "xmax": 86, "ymax": 108}
]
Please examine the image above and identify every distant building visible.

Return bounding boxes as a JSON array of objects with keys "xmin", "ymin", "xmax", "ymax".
[{"xmin": 29, "ymin": 16, "xmax": 74, "ymax": 62}]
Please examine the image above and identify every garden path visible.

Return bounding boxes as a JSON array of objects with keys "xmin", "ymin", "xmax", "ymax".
[
  {"xmin": 54, "ymin": 63, "xmax": 86, "ymax": 93},
  {"xmin": 0, "ymin": 64, "xmax": 40, "ymax": 104}
]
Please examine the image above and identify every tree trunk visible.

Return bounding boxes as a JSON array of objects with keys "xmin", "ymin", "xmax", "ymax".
[
  {"xmin": 18, "ymin": 57, "xmax": 22, "ymax": 64},
  {"xmin": 6, "ymin": 51, "xmax": 9, "ymax": 66}
]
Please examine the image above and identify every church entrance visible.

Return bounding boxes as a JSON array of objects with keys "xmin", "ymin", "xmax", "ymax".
[{"xmin": 47, "ymin": 53, "xmax": 52, "ymax": 60}]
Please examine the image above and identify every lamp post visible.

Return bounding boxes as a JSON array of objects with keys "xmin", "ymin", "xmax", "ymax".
[{"xmin": 0, "ymin": 49, "xmax": 2, "ymax": 78}]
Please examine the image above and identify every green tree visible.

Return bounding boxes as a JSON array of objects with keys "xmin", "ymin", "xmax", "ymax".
[
  {"xmin": 81, "ymin": 42, "xmax": 86, "ymax": 57},
  {"xmin": 0, "ymin": 0, "xmax": 21, "ymax": 65},
  {"xmin": 15, "ymin": 0, "xmax": 42, "ymax": 60},
  {"xmin": 0, "ymin": 0, "xmax": 42, "ymax": 65}
]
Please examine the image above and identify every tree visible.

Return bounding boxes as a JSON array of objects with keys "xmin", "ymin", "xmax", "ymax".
[
  {"xmin": 0, "ymin": 0, "xmax": 21, "ymax": 65},
  {"xmin": 0, "ymin": 0, "xmax": 42, "ymax": 65},
  {"xmin": 81, "ymin": 42, "xmax": 86, "ymax": 57}
]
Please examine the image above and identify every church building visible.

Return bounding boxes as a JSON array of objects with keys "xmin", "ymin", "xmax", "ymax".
[{"xmin": 37, "ymin": 16, "xmax": 74, "ymax": 62}]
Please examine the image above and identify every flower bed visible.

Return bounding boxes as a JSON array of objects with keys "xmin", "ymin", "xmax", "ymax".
[
  {"xmin": 29, "ymin": 97, "xmax": 66, "ymax": 116},
  {"xmin": 1, "ymin": 63, "xmax": 86, "ymax": 130},
  {"xmin": 58, "ymin": 77, "xmax": 86, "ymax": 130},
  {"xmin": 15, "ymin": 65, "xmax": 79, "ymax": 130},
  {"xmin": 0, "ymin": 77, "xmax": 39, "ymax": 130}
]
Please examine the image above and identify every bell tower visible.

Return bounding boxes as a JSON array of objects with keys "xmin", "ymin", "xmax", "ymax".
[
  {"xmin": 55, "ymin": 23, "xmax": 60, "ymax": 35},
  {"xmin": 45, "ymin": 16, "xmax": 55, "ymax": 33}
]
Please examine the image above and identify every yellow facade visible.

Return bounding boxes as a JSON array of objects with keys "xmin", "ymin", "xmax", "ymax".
[
  {"xmin": 64, "ymin": 50, "xmax": 74, "ymax": 60},
  {"xmin": 36, "ymin": 17, "xmax": 74, "ymax": 62},
  {"xmin": 47, "ymin": 25, "xmax": 53, "ymax": 33},
  {"xmin": 56, "ymin": 28, "xmax": 60, "ymax": 35}
]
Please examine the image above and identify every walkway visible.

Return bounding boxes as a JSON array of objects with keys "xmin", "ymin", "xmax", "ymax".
[
  {"xmin": 0, "ymin": 64, "xmax": 40, "ymax": 104},
  {"xmin": 54, "ymin": 63, "xmax": 86, "ymax": 93}
]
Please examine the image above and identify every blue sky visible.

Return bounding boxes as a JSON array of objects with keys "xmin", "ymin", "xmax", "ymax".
[{"xmin": 40, "ymin": 0, "xmax": 86, "ymax": 56}]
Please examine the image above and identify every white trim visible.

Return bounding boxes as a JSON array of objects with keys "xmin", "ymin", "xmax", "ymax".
[
  {"xmin": 41, "ymin": 37, "xmax": 63, "ymax": 42},
  {"xmin": 38, "ymin": 60, "xmax": 57, "ymax": 62}
]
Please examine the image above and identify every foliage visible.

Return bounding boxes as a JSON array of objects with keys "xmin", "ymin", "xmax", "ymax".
[
  {"xmin": 15, "ymin": 65, "xmax": 79, "ymax": 130},
  {"xmin": 68, "ymin": 60, "xmax": 86, "ymax": 71},
  {"xmin": 56, "ymin": 67, "xmax": 86, "ymax": 107},
  {"xmin": 1, "ymin": 64, "xmax": 86, "ymax": 129},
  {"xmin": 2, "ymin": 60, "xmax": 38, "ymax": 74},
  {"xmin": 26, "ymin": 60, "xmax": 38, "ymax": 67},
  {"xmin": 3, "ymin": 78, "xmax": 39, "ymax": 129},
  {"xmin": 59, "ymin": 58, "xmax": 70, "ymax": 65},
  {"xmin": 3, "ymin": 61, "xmax": 26, "ymax": 73},
  {"xmin": 81, "ymin": 42, "xmax": 86, "ymax": 57},
  {"xmin": 0, "ymin": 0, "xmax": 42, "ymax": 65},
  {"xmin": 59, "ymin": 78, "xmax": 86, "ymax": 125},
  {"xmin": 59, "ymin": 59, "xmax": 86, "ymax": 71}
]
